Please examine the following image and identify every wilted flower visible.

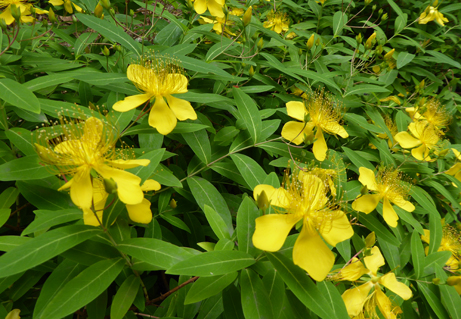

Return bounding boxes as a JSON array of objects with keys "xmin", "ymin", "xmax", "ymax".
[
  {"xmin": 421, "ymin": 223, "xmax": 461, "ymax": 270},
  {"xmin": 394, "ymin": 120, "xmax": 440, "ymax": 161},
  {"xmin": 113, "ymin": 53, "xmax": 197, "ymax": 135},
  {"xmin": 35, "ymin": 116, "xmax": 150, "ymax": 215},
  {"xmin": 49, "ymin": 0, "xmax": 82, "ymax": 13},
  {"xmin": 263, "ymin": 10, "xmax": 289, "ymax": 34},
  {"xmin": 352, "ymin": 167, "xmax": 414, "ymax": 228},
  {"xmin": 418, "ymin": 6, "xmax": 448, "ymax": 26},
  {"xmin": 281, "ymin": 90, "xmax": 348, "ymax": 161},
  {"xmin": 252, "ymin": 166, "xmax": 354, "ymax": 281},
  {"xmin": 332, "ymin": 246, "xmax": 412, "ymax": 318},
  {"xmin": 193, "ymin": 0, "xmax": 224, "ymax": 18}
]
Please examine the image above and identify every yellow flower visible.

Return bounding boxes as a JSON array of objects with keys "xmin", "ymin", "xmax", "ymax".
[
  {"xmin": 113, "ymin": 54, "xmax": 197, "ymax": 135},
  {"xmin": 49, "ymin": 0, "xmax": 82, "ymax": 13},
  {"xmin": 405, "ymin": 98, "xmax": 450, "ymax": 133},
  {"xmin": 263, "ymin": 10, "xmax": 289, "ymax": 34},
  {"xmin": 35, "ymin": 117, "xmax": 150, "ymax": 212},
  {"xmin": 291, "ymin": 86, "xmax": 308, "ymax": 99},
  {"xmin": 228, "ymin": 7, "xmax": 243, "ymax": 16},
  {"xmin": 352, "ymin": 167, "xmax": 414, "ymax": 228},
  {"xmin": 418, "ymin": 6, "xmax": 448, "ymax": 26},
  {"xmin": 446, "ymin": 148, "xmax": 461, "ymax": 182},
  {"xmin": 375, "ymin": 115, "xmax": 398, "ymax": 150},
  {"xmin": 252, "ymin": 167, "xmax": 354, "ymax": 281},
  {"xmin": 394, "ymin": 120, "xmax": 439, "ymax": 161},
  {"xmin": 447, "ymin": 276, "xmax": 461, "ymax": 294},
  {"xmin": 333, "ymin": 246, "xmax": 412, "ymax": 318},
  {"xmin": 281, "ymin": 91, "xmax": 349, "ymax": 161},
  {"xmin": 0, "ymin": 0, "xmax": 45, "ymax": 25},
  {"xmin": 199, "ymin": 15, "xmax": 236, "ymax": 36},
  {"xmin": 83, "ymin": 178, "xmax": 160, "ymax": 225},
  {"xmin": 6, "ymin": 309, "xmax": 20, "ymax": 319},
  {"xmin": 193, "ymin": 0, "xmax": 224, "ymax": 18},
  {"xmin": 421, "ymin": 224, "xmax": 461, "ymax": 270}
]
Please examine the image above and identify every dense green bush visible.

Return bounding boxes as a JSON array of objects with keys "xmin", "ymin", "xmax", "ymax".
[{"xmin": 0, "ymin": 0, "xmax": 461, "ymax": 318}]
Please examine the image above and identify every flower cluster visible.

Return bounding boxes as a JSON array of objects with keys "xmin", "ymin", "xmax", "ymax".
[{"xmin": 263, "ymin": 10, "xmax": 290, "ymax": 34}]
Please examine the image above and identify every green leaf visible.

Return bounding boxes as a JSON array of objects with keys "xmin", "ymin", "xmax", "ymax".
[
  {"xmin": 344, "ymin": 84, "xmax": 390, "ymax": 97},
  {"xmin": 21, "ymin": 209, "xmax": 82, "ymax": 236},
  {"xmin": 182, "ymin": 129, "xmax": 211, "ymax": 164},
  {"xmin": 37, "ymin": 258, "xmax": 126, "ymax": 319},
  {"xmin": 396, "ymin": 52, "xmax": 415, "ymax": 69},
  {"xmin": 167, "ymin": 250, "xmax": 255, "ymax": 276},
  {"xmin": 424, "ymin": 180, "xmax": 461, "ymax": 211},
  {"xmin": 177, "ymin": 55, "xmax": 242, "ymax": 81},
  {"xmin": 386, "ymin": 0, "xmax": 404, "ymax": 17},
  {"xmin": 428, "ymin": 208, "xmax": 443, "ymax": 255},
  {"xmin": 411, "ymin": 231, "xmax": 425, "ymax": 279},
  {"xmin": 0, "ymin": 236, "xmax": 31, "ymax": 252},
  {"xmin": 110, "ymin": 275, "xmax": 140, "ymax": 319},
  {"xmin": 240, "ymin": 269, "xmax": 274, "ymax": 319},
  {"xmin": 222, "ymin": 285, "xmax": 245, "ymax": 319},
  {"xmin": 0, "ymin": 156, "xmax": 53, "ymax": 181},
  {"xmin": 236, "ymin": 196, "xmax": 260, "ymax": 257},
  {"xmin": 117, "ymin": 238, "xmax": 194, "ymax": 269},
  {"xmin": 24, "ymin": 73, "xmax": 74, "ymax": 92},
  {"xmin": 188, "ymin": 176, "xmax": 233, "ymax": 235},
  {"xmin": 129, "ymin": 148, "xmax": 165, "ymax": 183},
  {"xmin": 0, "ymin": 187, "xmax": 19, "ymax": 209},
  {"xmin": 0, "ymin": 78, "xmax": 40, "ymax": 113},
  {"xmin": 17, "ymin": 181, "xmax": 74, "ymax": 211},
  {"xmin": 265, "ymin": 252, "xmax": 336, "ymax": 319},
  {"xmin": 423, "ymin": 251, "xmax": 451, "ymax": 276},
  {"xmin": 359, "ymin": 213, "xmax": 400, "ymax": 246},
  {"xmin": 342, "ymin": 146, "xmax": 375, "ymax": 171},
  {"xmin": 74, "ymin": 32, "xmax": 99, "ymax": 57},
  {"xmin": 0, "ymin": 225, "xmax": 100, "ymax": 278},
  {"xmin": 204, "ymin": 205, "xmax": 233, "ymax": 240},
  {"xmin": 332, "ymin": 11, "xmax": 347, "ymax": 37},
  {"xmin": 185, "ymin": 272, "xmax": 238, "ymax": 304},
  {"xmin": 262, "ymin": 269, "xmax": 285, "ymax": 319},
  {"xmin": 60, "ymin": 240, "xmax": 121, "ymax": 265},
  {"xmin": 5, "ymin": 127, "xmax": 36, "ymax": 155},
  {"xmin": 394, "ymin": 14, "xmax": 407, "ymax": 34},
  {"xmin": 317, "ymin": 281, "xmax": 349, "ymax": 318},
  {"xmin": 232, "ymin": 87, "xmax": 261, "ymax": 144},
  {"xmin": 75, "ymin": 14, "xmax": 142, "ymax": 56},
  {"xmin": 410, "ymin": 186, "xmax": 438, "ymax": 215},
  {"xmin": 426, "ymin": 50, "xmax": 461, "ymax": 69},
  {"xmin": 0, "ymin": 208, "xmax": 10, "ymax": 228},
  {"xmin": 73, "ymin": 73, "xmax": 128, "ymax": 86},
  {"xmin": 230, "ymin": 153, "xmax": 267, "ymax": 189},
  {"xmin": 440, "ymin": 285, "xmax": 461, "ymax": 319},
  {"xmin": 418, "ymin": 282, "xmax": 450, "ymax": 319}
]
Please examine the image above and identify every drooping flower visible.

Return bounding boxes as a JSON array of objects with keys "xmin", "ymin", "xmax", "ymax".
[
  {"xmin": 352, "ymin": 167, "xmax": 414, "ymax": 228},
  {"xmin": 421, "ymin": 223, "xmax": 461, "ymax": 270},
  {"xmin": 252, "ymin": 166, "xmax": 354, "ymax": 281},
  {"xmin": 193, "ymin": 0, "xmax": 224, "ymax": 18},
  {"xmin": 35, "ymin": 116, "xmax": 150, "ymax": 214},
  {"xmin": 281, "ymin": 91, "xmax": 349, "ymax": 161},
  {"xmin": 263, "ymin": 10, "xmax": 289, "ymax": 34},
  {"xmin": 394, "ymin": 120, "xmax": 440, "ymax": 161},
  {"xmin": 49, "ymin": 0, "xmax": 82, "ymax": 14},
  {"xmin": 418, "ymin": 6, "xmax": 448, "ymax": 26},
  {"xmin": 113, "ymin": 53, "xmax": 197, "ymax": 135},
  {"xmin": 332, "ymin": 246, "xmax": 413, "ymax": 318},
  {"xmin": 0, "ymin": 0, "xmax": 46, "ymax": 24}
]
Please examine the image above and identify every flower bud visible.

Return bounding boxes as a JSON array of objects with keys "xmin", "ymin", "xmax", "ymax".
[
  {"xmin": 257, "ymin": 190, "xmax": 269, "ymax": 211},
  {"xmin": 0, "ymin": 18, "xmax": 7, "ymax": 31},
  {"xmin": 170, "ymin": 199, "xmax": 177, "ymax": 209},
  {"xmin": 94, "ymin": 3, "xmax": 103, "ymax": 18},
  {"xmin": 356, "ymin": 33, "xmax": 362, "ymax": 44},
  {"xmin": 364, "ymin": 0, "xmax": 372, "ymax": 5},
  {"xmin": 372, "ymin": 4, "xmax": 377, "ymax": 11},
  {"xmin": 418, "ymin": 79, "xmax": 425, "ymax": 90},
  {"xmin": 365, "ymin": 32, "xmax": 376, "ymax": 49},
  {"xmin": 243, "ymin": 6, "xmax": 252, "ymax": 27},
  {"xmin": 109, "ymin": 8, "xmax": 115, "ymax": 16},
  {"xmin": 72, "ymin": 15, "xmax": 78, "ymax": 23},
  {"xmin": 48, "ymin": 7, "xmax": 57, "ymax": 24},
  {"xmin": 103, "ymin": 177, "xmax": 118, "ymax": 194},
  {"xmin": 6, "ymin": 309, "xmax": 21, "ymax": 319},
  {"xmin": 307, "ymin": 33, "xmax": 315, "ymax": 49},
  {"xmin": 381, "ymin": 13, "xmax": 388, "ymax": 21},
  {"xmin": 372, "ymin": 65, "xmax": 381, "ymax": 73},
  {"xmin": 257, "ymin": 38, "xmax": 264, "ymax": 50},
  {"xmin": 102, "ymin": 46, "xmax": 110, "ymax": 56},
  {"xmin": 365, "ymin": 232, "xmax": 375, "ymax": 248},
  {"xmin": 129, "ymin": 9, "xmax": 134, "ymax": 16},
  {"xmin": 432, "ymin": 278, "xmax": 441, "ymax": 285},
  {"xmin": 10, "ymin": 4, "xmax": 21, "ymax": 22},
  {"xmin": 100, "ymin": 0, "xmax": 111, "ymax": 10},
  {"xmin": 316, "ymin": 38, "xmax": 321, "ymax": 46},
  {"xmin": 378, "ymin": 9, "xmax": 383, "ymax": 16},
  {"xmin": 384, "ymin": 48, "xmax": 395, "ymax": 60},
  {"xmin": 375, "ymin": 45, "xmax": 383, "ymax": 55},
  {"xmin": 114, "ymin": 44, "xmax": 122, "ymax": 52},
  {"xmin": 249, "ymin": 66, "xmax": 255, "ymax": 77}
]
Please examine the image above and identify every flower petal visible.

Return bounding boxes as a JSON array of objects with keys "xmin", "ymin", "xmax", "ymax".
[
  {"xmin": 375, "ymin": 288, "xmax": 400, "ymax": 319},
  {"xmin": 352, "ymin": 194, "xmax": 382, "ymax": 214},
  {"xmin": 358, "ymin": 167, "xmax": 378, "ymax": 191},
  {"xmin": 70, "ymin": 167, "xmax": 93, "ymax": 209},
  {"xmin": 446, "ymin": 163, "xmax": 461, "ymax": 176},
  {"xmin": 83, "ymin": 207, "xmax": 103, "ymax": 226},
  {"xmin": 82, "ymin": 117, "xmax": 103, "ymax": 150},
  {"xmin": 391, "ymin": 194, "xmax": 415, "ymax": 212},
  {"xmin": 253, "ymin": 184, "xmax": 275, "ymax": 201},
  {"xmin": 447, "ymin": 276, "xmax": 461, "ymax": 294},
  {"xmin": 194, "ymin": 0, "xmax": 207, "ymax": 14},
  {"xmin": 364, "ymin": 246, "xmax": 385, "ymax": 276},
  {"xmin": 281, "ymin": 121, "xmax": 313, "ymax": 145},
  {"xmin": 380, "ymin": 273, "xmax": 412, "ymax": 300},
  {"xmin": 301, "ymin": 175, "xmax": 328, "ymax": 210},
  {"xmin": 127, "ymin": 64, "xmax": 157, "ymax": 92},
  {"xmin": 286, "ymin": 101, "xmax": 307, "ymax": 122},
  {"xmin": 95, "ymin": 165, "xmax": 143, "ymax": 205},
  {"xmin": 333, "ymin": 258, "xmax": 368, "ymax": 281},
  {"xmin": 394, "ymin": 131, "xmax": 421, "ymax": 148},
  {"xmin": 320, "ymin": 210, "xmax": 354, "ymax": 247},
  {"xmin": 411, "ymin": 144, "xmax": 429, "ymax": 161},
  {"xmin": 323, "ymin": 121, "xmax": 349, "ymax": 138},
  {"xmin": 166, "ymin": 74, "xmax": 189, "ymax": 94},
  {"xmin": 252, "ymin": 213, "xmax": 301, "ymax": 252},
  {"xmin": 149, "ymin": 97, "xmax": 177, "ymax": 135},
  {"xmin": 293, "ymin": 222, "xmax": 335, "ymax": 281},
  {"xmin": 126, "ymin": 198, "xmax": 152, "ymax": 224},
  {"xmin": 0, "ymin": 7, "xmax": 14, "ymax": 25},
  {"xmin": 208, "ymin": 0, "xmax": 225, "ymax": 17},
  {"xmin": 313, "ymin": 128, "xmax": 328, "ymax": 161},
  {"xmin": 421, "ymin": 229, "xmax": 430, "ymax": 244},
  {"xmin": 108, "ymin": 159, "xmax": 150, "ymax": 169},
  {"xmin": 113, "ymin": 93, "xmax": 152, "ymax": 112},
  {"xmin": 383, "ymin": 197, "xmax": 399, "ymax": 228},
  {"xmin": 49, "ymin": 0, "xmax": 64, "ymax": 5},
  {"xmin": 141, "ymin": 179, "xmax": 161, "ymax": 191},
  {"xmin": 341, "ymin": 282, "xmax": 374, "ymax": 317},
  {"xmin": 165, "ymin": 95, "xmax": 197, "ymax": 121}
]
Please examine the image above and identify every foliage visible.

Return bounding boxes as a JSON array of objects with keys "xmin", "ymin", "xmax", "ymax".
[{"xmin": 1, "ymin": 0, "xmax": 461, "ymax": 318}]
